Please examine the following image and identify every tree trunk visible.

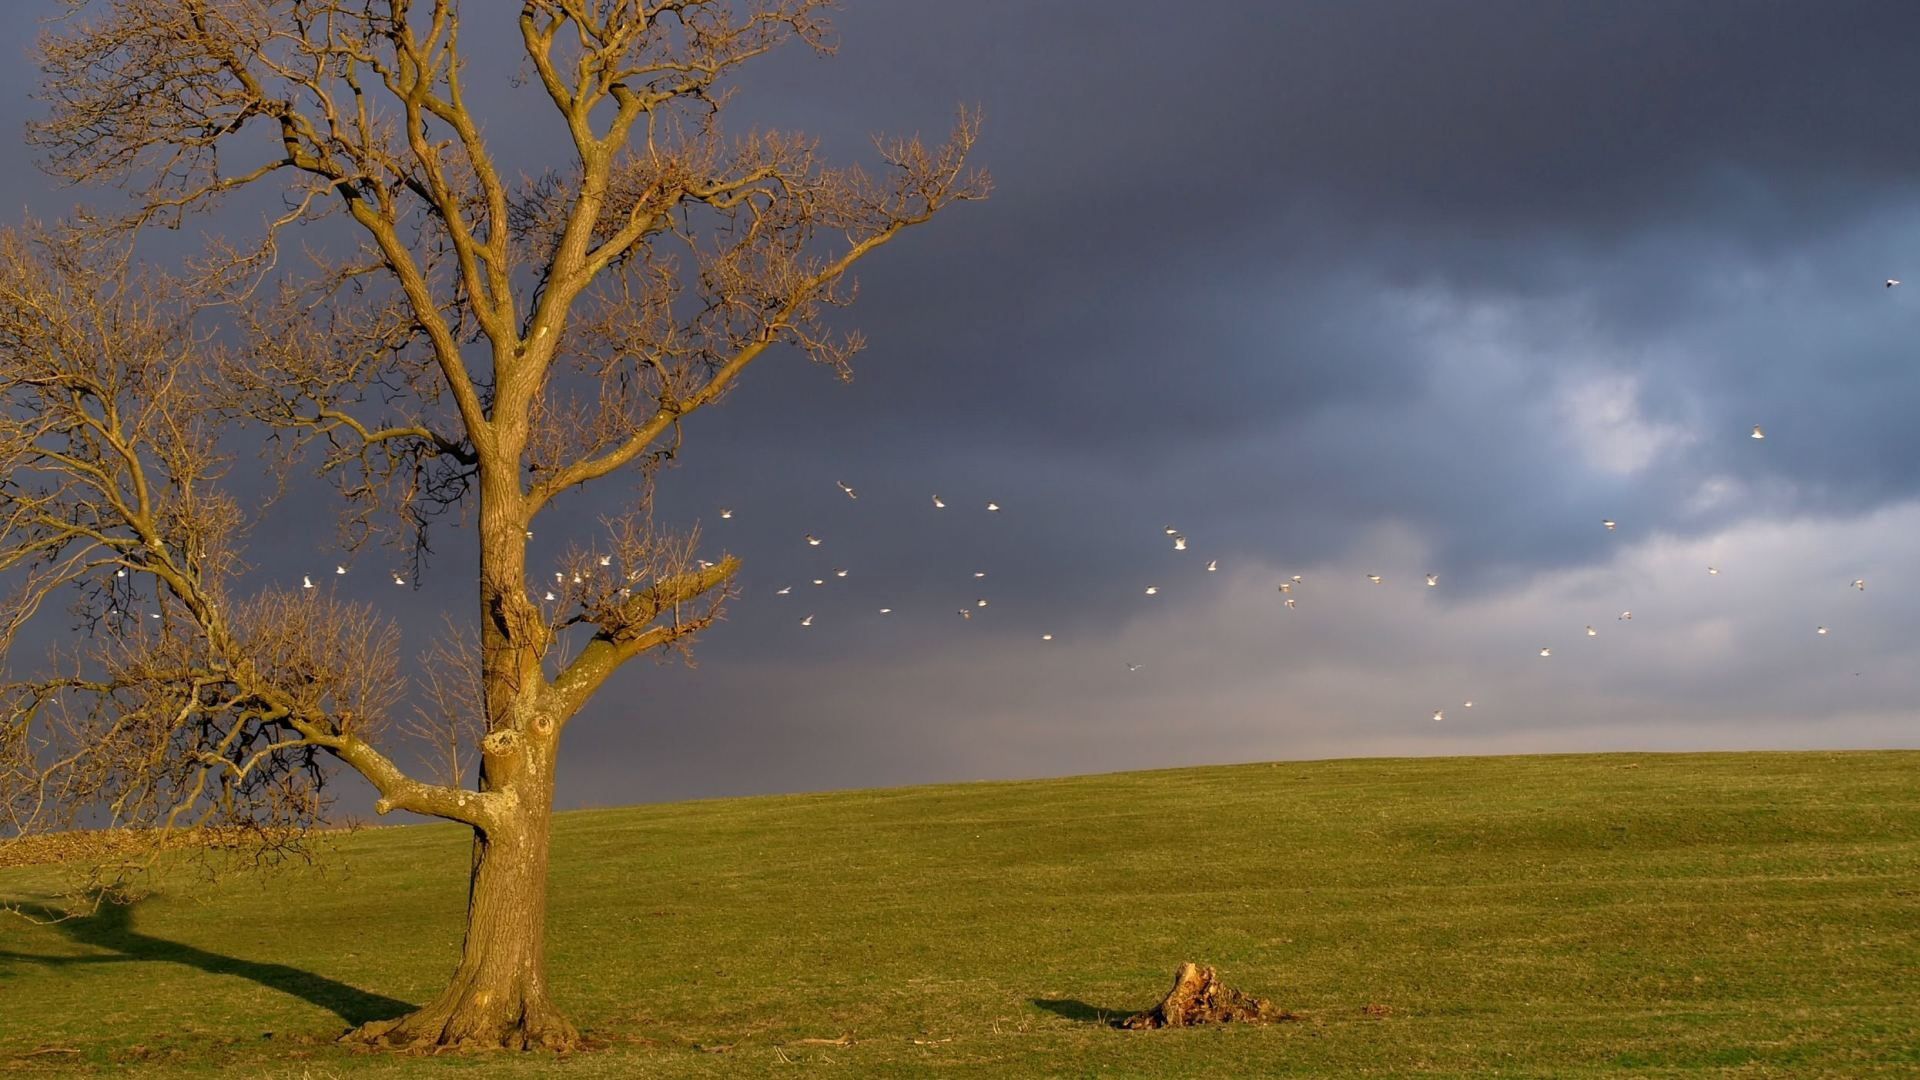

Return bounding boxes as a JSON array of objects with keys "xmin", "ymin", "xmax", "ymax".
[{"xmin": 349, "ymin": 750, "xmax": 578, "ymax": 1051}]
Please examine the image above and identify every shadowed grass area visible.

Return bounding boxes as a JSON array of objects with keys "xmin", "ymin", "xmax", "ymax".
[{"xmin": 3, "ymin": 749, "xmax": 1919, "ymax": 1076}]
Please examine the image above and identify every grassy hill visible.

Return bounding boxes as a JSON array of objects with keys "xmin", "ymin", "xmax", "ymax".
[{"xmin": 3, "ymin": 750, "xmax": 1919, "ymax": 1077}]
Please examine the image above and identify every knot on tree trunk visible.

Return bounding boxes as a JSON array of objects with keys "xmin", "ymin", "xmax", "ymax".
[{"xmin": 1121, "ymin": 962, "xmax": 1293, "ymax": 1029}]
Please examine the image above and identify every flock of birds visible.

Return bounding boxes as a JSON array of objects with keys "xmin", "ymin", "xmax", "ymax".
[{"xmin": 256, "ymin": 279, "xmax": 1911, "ymax": 723}]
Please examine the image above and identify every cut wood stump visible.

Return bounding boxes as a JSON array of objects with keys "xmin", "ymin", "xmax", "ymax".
[{"xmin": 1120, "ymin": 962, "xmax": 1292, "ymax": 1029}]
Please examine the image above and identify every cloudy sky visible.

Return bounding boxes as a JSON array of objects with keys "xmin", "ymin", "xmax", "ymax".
[{"xmin": 7, "ymin": 2, "xmax": 1920, "ymax": 807}]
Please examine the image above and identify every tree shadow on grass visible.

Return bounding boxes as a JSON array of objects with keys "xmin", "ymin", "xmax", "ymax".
[
  {"xmin": 1032, "ymin": 997, "xmax": 1129, "ymax": 1027},
  {"xmin": 0, "ymin": 898, "xmax": 414, "ymax": 1027}
]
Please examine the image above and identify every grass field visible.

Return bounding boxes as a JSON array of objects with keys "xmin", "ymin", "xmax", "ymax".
[{"xmin": 3, "ymin": 750, "xmax": 1919, "ymax": 1077}]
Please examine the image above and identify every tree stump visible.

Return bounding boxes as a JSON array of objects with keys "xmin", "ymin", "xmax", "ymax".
[{"xmin": 1120, "ymin": 962, "xmax": 1291, "ymax": 1029}]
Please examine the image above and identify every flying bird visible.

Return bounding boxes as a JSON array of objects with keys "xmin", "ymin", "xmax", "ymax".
[
  {"xmin": 1538, "ymin": 647, "xmax": 1552, "ymax": 657},
  {"xmin": 1278, "ymin": 582, "xmax": 1292, "ymax": 594},
  {"xmin": 1816, "ymin": 625, "xmax": 1829, "ymax": 635},
  {"xmin": 1207, "ymin": 560, "xmax": 1218, "ymax": 572},
  {"xmin": 834, "ymin": 568, "xmax": 848, "ymax": 578},
  {"xmin": 986, "ymin": 502, "xmax": 1002, "ymax": 512},
  {"xmin": 1463, "ymin": 700, "xmax": 1474, "ymax": 708},
  {"xmin": 1367, "ymin": 574, "xmax": 1382, "ymax": 585},
  {"xmin": 776, "ymin": 586, "xmax": 792, "ymax": 595},
  {"xmin": 393, "ymin": 574, "xmax": 405, "ymax": 586},
  {"xmin": 115, "ymin": 568, "xmax": 125, "ymax": 578},
  {"xmin": 1173, "ymin": 535, "xmax": 1187, "ymax": 551},
  {"xmin": 1144, "ymin": 586, "xmax": 1159, "ymax": 595},
  {"xmin": 1425, "ymin": 573, "xmax": 1438, "ymax": 587},
  {"xmin": 720, "ymin": 508, "xmax": 733, "ymax": 519},
  {"xmin": 1041, "ymin": 633, "xmax": 1053, "ymax": 641},
  {"xmin": 879, "ymin": 608, "xmax": 892, "ymax": 615},
  {"xmin": 974, "ymin": 571, "xmax": 987, "ymax": 578},
  {"xmin": 1888, "ymin": 278, "xmax": 1902, "ymax": 288},
  {"xmin": 1284, "ymin": 598, "xmax": 1296, "ymax": 609},
  {"xmin": 697, "ymin": 560, "xmax": 715, "ymax": 570},
  {"xmin": 1431, "ymin": 709, "xmax": 1444, "ymax": 722},
  {"xmin": 976, "ymin": 599, "xmax": 988, "ymax": 608},
  {"xmin": 1126, "ymin": 662, "xmax": 1143, "ymax": 672},
  {"xmin": 837, "ymin": 480, "xmax": 858, "ymax": 499},
  {"xmin": 1164, "ymin": 526, "xmax": 1179, "ymax": 536},
  {"xmin": 544, "ymin": 591, "xmax": 556, "ymax": 601},
  {"xmin": 335, "ymin": 565, "xmax": 346, "ymax": 575},
  {"xmin": 805, "ymin": 534, "xmax": 822, "ymax": 546},
  {"xmin": 599, "ymin": 555, "xmax": 611, "ymax": 567},
  {"xmin": 1602, "ymin": 519, "xmax": 1616, "ymax": 531},
  {"xmin": 1619, "ymin": 610, "xmax": 1633, "ymax": 620},
  {"xmin": 1852, "ymin": 579, "xmax": 1866, "ymax": 591},
  {"xmin": 812, "ymin": 579, "xmax": 825, "ymax": 586},
  {"xmin": 1586, "ymin": 625, "xmax": 1597, "ymax": 637},
  {"xmin": 302, "ymin": 576, "xmax": 313, "ymax": 589},
  {"xmin": 1291, "ymin": 575, "xmax": 1303, "ymax": 584},
  {"xmin": 958, "ymin": 609, "xmax": 972, "ymax": 619},
  {"xmin": 801, "ymin": 615, "xmax": 814, "ymax": 627},
  {"xmin": 1750, "ymin": 425, "xmax": 1766, "ymax": 440},
  {"xmin": 932, "ymin": 495, "xmax": 946, "ymax": 509},
  {"xmin": 1707, "ymin": 566, "xmax": 1719, "ymax": 576}
]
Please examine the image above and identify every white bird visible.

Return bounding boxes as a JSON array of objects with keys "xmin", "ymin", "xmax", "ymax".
[
  {"xmin": 1707, "ymin": 566, "xmax": 1719, "ymax": 576},
  {"xmin": 1432, "ymin": 709, "xmax": 1444, "ymax": 722},
  {"xmin": 1207, "ymin": 560, "xmax": 1218, "ymax": 572},
  {"xmin": 1164, "ymin": 525, "xmax": 1178, "ymax": 536},
  {"xmin": 976, "ymin": 598, "xmax": 988, "ymax": 608},
  {"xmin": 720, "ymin": 508, "xmax": 733, "ymax": 519},
  {"xmin": 1291, "ymin": 575, "xmax": 1303, "ymax": 583},
  {"xmin": 1284, "ymin": 598, "xmax": 1296, "ymax": 609},
  {"xmin": 1619, "ymin": 610, "xmax": 1633, "ymax": 620},
  {"xmin": 555, "ymin": 572, "xmax": 564, "ymax": 582},
  {"xmin": 834, "ymin": 568, "xmax": 848, "ymax": 578},
  {"xmin": 698, "ymin": 559, "xmax": 715, "ymax": 570},
  {"xmin": 1041, "ymin": 633, "xmax": 1053, "ymax": 641},
  {"xmin": 1586, "ymin": 625, "xmax": 1597, "ymax": 637},
  {"xmin": 524, "ymin": 530, "xmax": 534, "ymax": 539},
  {"xmin": 1125, "ymin": 662, "xmax": 1143, "ymax": 672},
  {"xmin": 812, "ymin": 579, "xmax": 825, "ymax": 586},
  {"xmin": 805, "ymin": 534, "xmax": 822, "ymax": 546},
  {"xmin": 1463, "ymin": 700, "xmax": 1474, "ymax": 708},
  {"xmin": 986, "ymin": 502, "xmax": 1001, "ymax": 512},
  {"xmin": 1602, "ymin": 519, "xmax": 1616, "ymax": 531},
  {"xmin": 543, "ymin": 590, "xmax": 555, "ymax": 601},
  {"xmin": 335, "ymin": 565, "xmax": 346, "ymax": 575},
  {"xmin": 776, "ymin": 586, "xmax": 792, "ymax": 595},
  {"xmin": 1852, "ymin": 579, "xmax": 1866, "ymax": 591},
  {"xmin": 571, "ymin": 573, "xmax": 582, "ymax": 584},
  {"xmin": 974, "ymin": 571, "xmax": 987, "ymax": 578},
  {"xmin": 837, "ymin": 480, "xmax": 858, "ymax": 500},
  {"xmin": 1750, "ymin": 425, "xmax": 1766, "ymax": 440},
  {"xmin": 801, "ymin": 614, "xmax": 814, "ymax": 627},
  {"xmin": 1425, "ymin": 573, "xmax": 1438, "ymax": 587},
  {"xmin": 1816, "ymin": 625, "xmax": 1829, "ymax": 635},
  {"xmin": 1538, "ymin": 647, "xmax": 1552, "ymax": 657},
  {"xmin": 879, "ymin": 608, "xmax": 892, "ymax": 615},
  {"xmin": 302, "ymin": 575, "xmax": 313, "ymax": 589},
  {"xmin": 115, "ymin": 568, "xmax": 126, "ymax": 578},
  {"xmin": 150, "ymin": 612, "xmax": 160, "ymax": 619},
  {"xmin": 932, "ymin": 495, "xmax": 946, "ymax": 508},
  {"xmin": 1367, "ymin": 574, "xmax": 1382, "ymax": 585},
  {"xmin": 1278, "ymin": 582, "xmax": 1292, "ymax": 594},
  {"xmin": 598, "ymin": 555, "xmax": 611, "ymax": 567},
  {"xmin": 393, "ymin": 574, "xmax": 405, "ymax": 586},
  {"xmin": 1173, "ymin": 535, "xmax": 1187, "ymax": 551},
  {"xmin": 1144, "ymin": 585, "xmax": 1159, "ymax": 595},
  {"xmin": 958, "ymin": 609, "xmax": 972, "ymax": 619},
  {"xmin": 1888, "ymin": 278, "xmax": 1902, "ymax": 288}
]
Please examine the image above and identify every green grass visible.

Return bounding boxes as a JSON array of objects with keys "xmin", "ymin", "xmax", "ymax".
[{"xmin": 4, "ymin": 750, "xmax": 1919, "ymax": 1077}]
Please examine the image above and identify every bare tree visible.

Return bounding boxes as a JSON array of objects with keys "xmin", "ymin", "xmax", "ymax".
[{"xmin": 2, "ymin": 0, "xmax": 983, "ymax": 1050}]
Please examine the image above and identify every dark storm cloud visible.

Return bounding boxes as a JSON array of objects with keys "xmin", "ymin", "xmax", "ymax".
[{"xmin": 7, "ymin": 2, "xmax": 1920, "ymax": 803}]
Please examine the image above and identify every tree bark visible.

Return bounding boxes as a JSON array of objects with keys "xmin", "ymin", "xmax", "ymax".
[{"xmin": 349, "ymin": 730, "xmax": 578, "ymax": 1050}]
